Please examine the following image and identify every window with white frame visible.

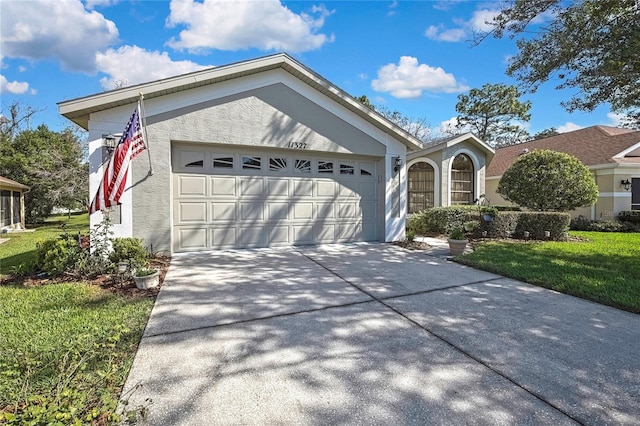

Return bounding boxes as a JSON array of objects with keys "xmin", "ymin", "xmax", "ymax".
[
  {"xmin": 450, "ymin": 154, "xmax": 474, "ymax": 205},
  {"xmin": 408, "ymin": 162, "xmax": 435, "ymax": 213}
]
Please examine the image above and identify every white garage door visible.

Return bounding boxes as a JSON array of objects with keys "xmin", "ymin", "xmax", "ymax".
[{"xmin": 172, "ymin": 146, "xmax": 380, "ymax": 252}]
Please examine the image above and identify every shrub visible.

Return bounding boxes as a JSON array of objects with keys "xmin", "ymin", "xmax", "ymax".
[
  {"xmin": 480, "ymin": 212, "xmax": 519, "ymax": 239},
  {"xmin": 498, "ymin": 150, "xmax": 598, "ymax": 211},
  {"xmin": 570, "ymin": 215, "xmax": 592, "ymax": 231},
  {"xmin": 618, "ymin": 210, "xmax": 640, "ymax": 225},
  {"xmin": 109, "ymin": 237, "xmax": 149, "ymax": 268},
  {"xmin": 36, "ymin": 236, "xmax": 82, "ymax": 275},
  {"xmin": 408, "ymin": 206, "xmax": 478, "ymax": 234},
  {"xmin": 513, "ymin": 212, "xmax": 571, "ymax": 240},
  {"xmin": 449, "ymin": 228, "xmax": 466, "ymax": 240},
  {"xmin": 405, "ymin": 228, "xmax": 416, "ymax": 242}
]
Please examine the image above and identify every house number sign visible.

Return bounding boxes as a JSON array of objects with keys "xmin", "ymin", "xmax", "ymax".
[{"xmin": 287, "ymin": 141, "xmax": 309, "ymax": 149}]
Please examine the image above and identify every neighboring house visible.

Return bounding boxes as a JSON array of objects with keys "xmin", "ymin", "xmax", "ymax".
[
  {"xmin": 0, "ymin": 176, "xmax": 29, "ymax": 230},
  {"xmin": 59, "ymin": 53, "xmax": 426, "ymax": 253},
  {"xmin": 407, "ymin": 133, "xmax": 494, "ymax": 213},
  {"xmin": 485, "ymin": 126, "xmax": 640, "ymax": 219}
]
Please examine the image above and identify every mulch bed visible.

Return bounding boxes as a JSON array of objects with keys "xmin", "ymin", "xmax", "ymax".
[{"xmin": 0, "ymin": 257, "xmax": 171, "ymax": 299}]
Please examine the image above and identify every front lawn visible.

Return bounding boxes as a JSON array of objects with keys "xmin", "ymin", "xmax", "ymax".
[
  {"xmin": 458, "ymin": 231, "xmax": 640, "ymax": 313},
  {"xmin": 0, "ymin": 213, "xmax": 88, "ymax": 276},
  {"xmin": 1, "ymin": 213, "xmax": 155, "ymax": 424}
]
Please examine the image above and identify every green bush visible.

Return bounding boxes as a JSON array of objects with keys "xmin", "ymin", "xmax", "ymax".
[
  {"xmin": 513, "ymin": 212, "xmax": 571, "ymax": 240},
  {"xmin": 618, "ymin": 210, "xmax": 640, "ymax": 225},
  {"xmin": 480, "ymin": 212, "xmax": 519, "ymax": 239},
  {"xmin": 109, "ymin": 237, "xmax": 149, "ymax": 268},
  {"xmin": 570, "ymin": 215, "xmax": 592, "ymax": 231},
  {"xmin": 36, "ymin": 237, "xmax": 81, "ymax": 275},
  {"xmin": 408, "ymin": 206, "xmax": 478, "ymax": 234},
  {"xmin": 405, "ymin": 228, "xmax": 416, "ymax": 242}
]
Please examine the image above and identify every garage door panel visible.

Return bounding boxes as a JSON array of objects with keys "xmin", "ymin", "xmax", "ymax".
[
  {"xmin": 293, "ymin": 180, "xmax": 313, "ymax": 197},
  {"xmin": 178, "ymin": 176, "xmax": 207, "ymax": 196},
  {"xmin": 361, "ymin": 202, "xmax": 377, "ymax": 220},
  {"xmin": 238, "ymin": 227, "xmax": 266, "ymax": 247},
  {"xmin": 293, "ymin": 202, "xmax": 313, "ymax": 220},
  {"xmin": 316, "ymin": 224, "xmax": 335, "ymax": 242},
  {"xmin": 267, "ymin": 179, "xmax": 289, "ymax": 197},
  {"xmin": 268, "ymin": 226, "xmax": 290, "ymax": 245},
  {"xmin": 316, "ymin": 203, "xmax": 335, "ymax": 219},
  {"xmin": 211, "ymin": 202, "xmax": 236, "ymax": 221},
  {"xmin": 362, "ymin": 221, "xmax": 377, "ymax": 240},
  {"xmin": 240, "ymin": 177, "xmax": 264, "ymax": 196},
  {"xmin": 292, "ymin": 225, "xmax": 314, "ymax": 244},
  {"xmin": 338, "ymin": 223, "xmax": 361, "ymax": 240},
  {"xmin": 338, "ymin": 203, "xmax": 357, "ymax": 219},
  {"xmin": 211, "ymin": 227, "xmax": 237, "ymax": 248},
  {"xmin": 177, "ymin": 228, "xmax": 208, "ymax": 250},
  {"xmin": 338, "ymin": 182, "xmax": 358, "ymax": 198},
  {"xmin": 267, "ymin": 202, "xmax": 289, "ymax": 220},
  {"xmin": 211, "ymin": 176, "xmax": 236, "ymax": 196},
  {"xmin": 240, "ymin": 202, "xmax": 264, "ymax": 221},
  {"xmin": 359, "ymin": 181, "xmax": 377, "ymax": 199},
  {"xmin": 316, "ymin": 181, "xmax": 335, "ymax": 197},
  {"xmin": 179, "ymin": 202, "xmax": 207, "ymax": 222}
]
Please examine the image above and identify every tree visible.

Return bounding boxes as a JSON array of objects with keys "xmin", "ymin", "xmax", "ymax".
[
  {"xmin": 455, "ymin": 83, "xmax": 531, "ymax": 147},
  {"xmin": 530, "ymin": 128, "xmax": 560, "ymax": 140},
  {"xmin": 497, "ymin": 150, "xmax": 598, "ymax": 211},
  {"xmin": 0, "ymin": 123, "xmax": 88, "ymax": 223},
  {"xmin": 355, "ymin": 95, "xmax": 433, "ymax": 142},
  {"xmin": 487, "ymin": 0, "xmax": 640, "ymax": 120}
]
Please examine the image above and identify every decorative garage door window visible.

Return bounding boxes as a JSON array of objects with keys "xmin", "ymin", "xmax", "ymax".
[
  {"xmin": 213, "ymin": 156, "xmax": 234, "ymax": 169},
  {"xmin": 181, "ymin": 151, "xmax": 205, "ymax": 168},
  {"xmin": 340, "ymin": 163, "xmax": 355, "ymax": 175},
  {"xmin": 318, "ymin": 161, "xmax": 333, "ymax": 174},
  {"xmin": 294, "ymin": 159, "xmax": 311, "ymax": 174},
  {"xmin": 242, "ymin": 156, "xmax": 261, "ymax": 170},
  {"xmin": 269, "ymin": 158, "xmax": 287, "ymax": 172}
]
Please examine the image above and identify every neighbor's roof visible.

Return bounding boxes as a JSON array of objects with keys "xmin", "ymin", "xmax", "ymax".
[
  {"xmin": 0, "ymin": 176, "xmax": 29, "ymax": 190},
  {"xmin": 408, "ymin": 132, "xmax": 495, "ymax": 160},
  {"xmin": 57, "ymin": 53, "xmax": 422, "ymax": 151},
  {"xmin": 486, "ymin": 126, "xmax": 640, "ymax": 177}
]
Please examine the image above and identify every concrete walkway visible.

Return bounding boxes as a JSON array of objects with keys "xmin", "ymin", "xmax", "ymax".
[{"xmin": 121, "ymin": 243, "xmax": 640, "ymax": 425}]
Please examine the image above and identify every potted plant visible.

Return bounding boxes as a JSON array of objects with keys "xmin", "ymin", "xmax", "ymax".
[
  {"xmin": 447, "ymin": 227, "xmax": 468, "ymax": 255},
  {"xmin": 133, "ymin": 266, "xmax": 159, "ymax": 289},
  {"xmin": 480, "ymin": 206, "xmax": 498, "ymax": 222}
]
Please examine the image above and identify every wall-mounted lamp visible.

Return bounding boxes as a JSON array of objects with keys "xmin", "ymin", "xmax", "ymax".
[
  {"xmin": 621, "ymin": 179, "xmax": 632, "ymax": 191},
  {"xmin": 102, "ymin": 133, "xmax": 121, "ymax": 156},
  {"xmin": 393, "ymin": 156, "xmax": 403, "ymax": 173}
]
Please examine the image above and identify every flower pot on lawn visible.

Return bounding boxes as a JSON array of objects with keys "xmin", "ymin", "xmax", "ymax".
[
  {"xmin": 133, "ymin": 269, "xmax": 159, "ymax": 289},
  {"xmin": 447, "ymin": 238, "xmax": 468, "ymax": 255}
]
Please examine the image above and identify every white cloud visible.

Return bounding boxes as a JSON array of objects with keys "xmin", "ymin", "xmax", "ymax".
[
  {"xmin": 0, "ymin": 74, "xmax": 34, "ymax": 94},
  {"xmin": 371, "ymin": 56, "xmax": 468, "ymax": 98},
  {"xmin": 557, "ymin": 122, "xmax": 583, "ymax": 133},
  {"xmin": 84, "ymin": 0, "xmax": 120, "ymax": 9},
  {"xmin": 166, "ymin": 0, "xmax": 334, "ymax": 53},
  {"xmin": 605, "ymin": 112, "xmax": 624, "ymax": 127},
  {"xmin": 438, "ymin": 116, "xmax": 468, "ymax": 136},
  {"xmin": 0, "ymin": 0, "xmax": 118, "ymax": 73},
  {"xmin": 426, "ymin": 8, "xmax": 499, "ymax": 42},
  {"xmin": 96, "ymin": 45, "xmax": 210, "ymax": 90}
]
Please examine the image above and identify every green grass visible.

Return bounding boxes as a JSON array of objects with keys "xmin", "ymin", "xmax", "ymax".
[
  {"xmin": 1, "ymin": 213, "xmax": 155, "ymax": 423},
  {"xmin": 458, "ymin": 232, "xmax": 640, "ymax": 313},
  {"xmin": 0, "ymin": 283, "xmax": 154, "ymax": 424},
  {"xmin": 0, "ymin": 213, "xmax": 89, "ymax": 276}
]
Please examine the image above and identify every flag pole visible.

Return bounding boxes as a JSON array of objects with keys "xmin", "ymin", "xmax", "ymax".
[{"xmin": 139, "ymin": 92, "xmax": 153, "ymax": 176}]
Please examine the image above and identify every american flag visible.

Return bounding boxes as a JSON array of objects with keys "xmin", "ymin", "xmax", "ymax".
[{"xmin": 89, "ymin": 104, "xmax": 147, "ymax": 214}]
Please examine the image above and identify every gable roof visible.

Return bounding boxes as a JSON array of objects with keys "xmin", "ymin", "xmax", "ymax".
[
  {"xmin": 58, "ymin": 53, "xmax": 422, "ymax": 151},
  {"xmin": 486, "ymin": 125, "xmax": 640, "ymax": 177},
  {"xmin": 0, "ymin": 176, "xmax": 29, "ymax": 190},
  {"xmin": 407, "ymin": 132, "xmax": 495, "ymax": 160}
]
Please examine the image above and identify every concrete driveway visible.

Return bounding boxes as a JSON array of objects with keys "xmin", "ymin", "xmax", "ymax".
[{"xmin": 121, "ymin": 243, "xmax": 640, "ymax": 425}]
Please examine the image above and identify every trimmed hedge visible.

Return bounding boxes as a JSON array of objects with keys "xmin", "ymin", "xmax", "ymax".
[
  {"xmin": 409, "ymin": 207, "xmax": 570, "ymax": 240},
  {"xmin": 618, "ymin": 210, "xmax": 640, "ymax": 225}
]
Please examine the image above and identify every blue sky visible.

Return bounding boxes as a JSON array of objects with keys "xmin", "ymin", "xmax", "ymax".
[{"xmin": 0, "ymin": 0, "xmax": 624, "ymax": 137}]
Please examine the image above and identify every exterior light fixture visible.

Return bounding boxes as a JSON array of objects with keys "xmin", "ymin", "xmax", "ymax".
[
  {"xmin": 621, "ymin": 179, "xmax": 632, "ymax": 191},
  {"xmin": 394, "ymin": 156, "xmax": 403, "ymax": 173},
  {"xmin": 102, "ymin": 133, "xmax": 120, "ymax": 155}
]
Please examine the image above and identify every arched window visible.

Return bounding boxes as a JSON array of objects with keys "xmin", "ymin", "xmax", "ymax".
[
  {"xmin": 451, "ymin": 154, "xmax": 474, "ymax": 205},
  {"xmin": 408, "ymin": 162, "xmax": 435, "ymax": 213}
]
